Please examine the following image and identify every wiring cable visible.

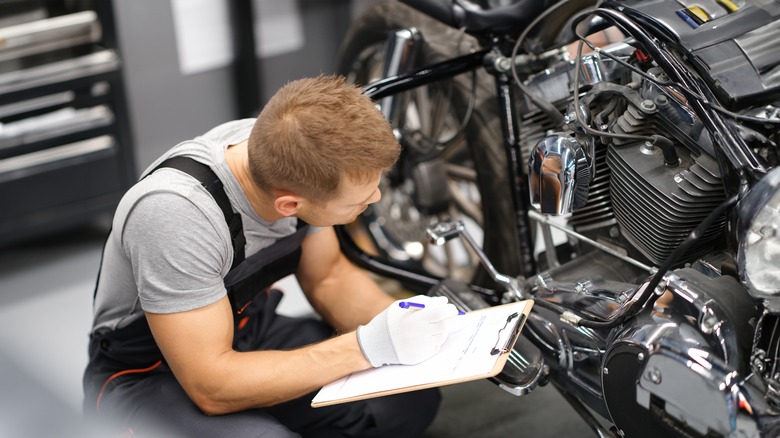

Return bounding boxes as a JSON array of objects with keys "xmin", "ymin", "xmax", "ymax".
[
  {"xmin": 577, "ymin": 37, "xmax": 780, "ymax": 128},
  {"xmin": 580, "ymin": 195, "xmax": 737, "ymax": 328},
  {"xmin": 531, "ymin": 194, "xmax": 739, "ymax": 329},
  {"xmin": 508, "ymin": 0, "xmax": 581, "ymax": 127},
  {"xmin": 435, "ymin": 66, "xmax": 479, "ymax": 146}
]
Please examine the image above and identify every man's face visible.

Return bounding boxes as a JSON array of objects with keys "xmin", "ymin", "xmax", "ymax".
[{"xmin": 296, "ymin": 173, "xmax": 383, "ymax": 227}]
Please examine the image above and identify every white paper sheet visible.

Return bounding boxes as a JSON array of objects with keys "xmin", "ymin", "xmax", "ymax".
[{"xmin": 312, "ymin": 300, "xmax": 532, "ymax": 406}]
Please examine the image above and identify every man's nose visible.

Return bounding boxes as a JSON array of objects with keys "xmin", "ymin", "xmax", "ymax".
[{"xmin": 368, "ymin": 188, "xmax": 382, "ymax": 205}]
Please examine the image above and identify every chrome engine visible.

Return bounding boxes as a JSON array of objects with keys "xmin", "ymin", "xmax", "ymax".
[
  {"xmin": 516, "ymin": 0, "xmax": 780, "ymax": 435},
  {"xmin": 523, "ymin": 46, "xmax": 734, "ymax": 267}
]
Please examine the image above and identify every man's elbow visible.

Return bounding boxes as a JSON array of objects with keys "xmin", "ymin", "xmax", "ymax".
[
  {"xmin": 189, "ymin": 390, "xmax": 233, "ymax": 416},
  {"xmin": 183, "ymin": 380, "xmax": 243, "ymax": 416},
  {"xmin": 187, "ymin": 386, "xmax": 283, "ymax": 415}
]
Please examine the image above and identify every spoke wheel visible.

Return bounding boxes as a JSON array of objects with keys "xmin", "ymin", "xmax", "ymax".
[{"xmin": 337, "ymin": 0, "xmax": 526, "ymax": 287}]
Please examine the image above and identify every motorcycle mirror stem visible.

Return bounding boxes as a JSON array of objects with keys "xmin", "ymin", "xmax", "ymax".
[{"xmin": 426, "ymin": 219, "xmax": 530, "ymax": 301}]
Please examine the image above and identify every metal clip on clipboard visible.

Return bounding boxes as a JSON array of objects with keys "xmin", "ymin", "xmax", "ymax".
[{"xmin": 490, "ymin": 311, "xmax": 526, "ymax": 356}]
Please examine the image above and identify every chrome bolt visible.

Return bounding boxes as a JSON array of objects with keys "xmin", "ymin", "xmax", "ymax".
[
  {"xmin": 654, "ymin": 280, "xmax": 667, "ymax": 295},
  {"xmin": 700, "ymin": 315, "xmax": 720, "ymax": 334},
  {"xmin": 640, "ymin": 141, "xmax": 655, "ymax": 155},
  {"xmin": 751, "ymin": 352, "xmax": 766, "ymax": 373},
  {"xmin": 603, "ymin": 367, "xmax": 609, "ymax": 375},
  {"xmin": 637, "ymin": 352, "xmax": 645, "ymax": 362},
  {"xmin": 647, "ymin": 367, "xmax": 662, "ymax": 384},
  {"xmin": 760, "ymin": 224, "xmax": 778, "ymax": 238},
  {"xmin": 494, "ymin": 56, "xmax": 512, "ymax": 72}
]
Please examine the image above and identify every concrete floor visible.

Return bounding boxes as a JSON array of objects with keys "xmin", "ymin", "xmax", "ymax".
[{"xmin": 0, "ymin": 221, "xmax": 593, "ymax": 437}]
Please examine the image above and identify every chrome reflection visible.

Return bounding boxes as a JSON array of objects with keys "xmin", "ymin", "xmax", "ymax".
[{"xmin": 529, "ymin": 133, "xmax": 590, "ymax": 215}]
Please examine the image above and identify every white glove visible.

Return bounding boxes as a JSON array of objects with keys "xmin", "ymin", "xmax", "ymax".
[{"xmin": 357, "ymin": 295, "xmax": 460, "ymax": 367}]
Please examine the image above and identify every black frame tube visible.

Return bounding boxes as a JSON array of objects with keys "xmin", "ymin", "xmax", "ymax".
[
  {"xmin": 361, "ymin": 49, "xmax": 490, "ymax": 100},
  {"xmin": 495, "ymin": 70, "xmax": 537, "ymax": 276}
]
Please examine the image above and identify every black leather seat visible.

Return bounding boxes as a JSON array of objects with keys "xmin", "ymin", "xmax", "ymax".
[{"xmin": 400, "ymin": 0, "xmax": 554, "ymax": 35}]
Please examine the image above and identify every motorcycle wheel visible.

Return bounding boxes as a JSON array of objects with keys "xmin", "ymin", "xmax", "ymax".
[{"xmin": 337, "ymin": 0, "xmax": 526, "ymax": 287}]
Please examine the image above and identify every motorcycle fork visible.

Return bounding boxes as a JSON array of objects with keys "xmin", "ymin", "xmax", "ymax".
[{"xmin": 376, "ymin": 28, "xmax": 421, "ymax": 127}]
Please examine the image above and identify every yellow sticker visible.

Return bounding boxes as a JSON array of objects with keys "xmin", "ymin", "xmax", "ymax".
[
  {"xmin": 716, "ymin": 0, "xmax": 740, "ymax": 13},
  {"xmin": 688, "ymin": 6, "xmax": 711, "ymax": 22}
]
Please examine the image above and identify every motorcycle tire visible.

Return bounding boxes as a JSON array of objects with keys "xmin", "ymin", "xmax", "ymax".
[{"xmin": 337, "ymin": 0, "xmax": 527, "ymax": 287}]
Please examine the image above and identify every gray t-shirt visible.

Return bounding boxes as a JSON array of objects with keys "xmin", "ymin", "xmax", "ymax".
[{"xmin": 92, "ymin": 119, "xmax": 302, "ymax": 333}]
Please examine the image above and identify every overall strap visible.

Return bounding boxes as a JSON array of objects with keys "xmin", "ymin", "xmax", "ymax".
[{"xmin": 153, "ymin": 156, "xmax": 246, "ymax": 269}]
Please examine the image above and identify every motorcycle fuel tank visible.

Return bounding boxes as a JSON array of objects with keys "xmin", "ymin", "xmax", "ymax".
[{"xmin": 612, "ymin": 0, "xmax": 780, "ymax": 109}]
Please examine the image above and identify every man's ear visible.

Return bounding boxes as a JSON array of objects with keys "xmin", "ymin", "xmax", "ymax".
[{"xmin": 274, "ymin": 194, "xmax": 303, "ymax": 217}]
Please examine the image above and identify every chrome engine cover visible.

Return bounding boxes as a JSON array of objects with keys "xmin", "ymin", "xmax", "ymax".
[
  {"xmin": 515, "ymin": 1, "xmax": 780, "ymax": 436},
  {"xmin": 602, "ymin": 268, "xmax": 759, "ymax": 437}
]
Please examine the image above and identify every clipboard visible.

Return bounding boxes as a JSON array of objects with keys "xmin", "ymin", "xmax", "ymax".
[{"xmin": 311, "ymin": 299, "xmax": 533, "ymax": 408}]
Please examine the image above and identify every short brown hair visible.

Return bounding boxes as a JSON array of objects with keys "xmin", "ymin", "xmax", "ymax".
[{"xmin": 248, "ymin": 75, "xmax": 399, "ymax": 202}]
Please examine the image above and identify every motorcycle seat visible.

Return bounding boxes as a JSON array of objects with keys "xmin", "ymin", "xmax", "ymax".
[{"xmin": 399, "ymin": 0, "xmax": 553, "ymax": 35}]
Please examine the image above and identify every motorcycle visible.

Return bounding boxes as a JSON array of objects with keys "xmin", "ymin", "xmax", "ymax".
[{"xmin": 334, "ymin": 0, "xmax": 780, "ymax": 436}]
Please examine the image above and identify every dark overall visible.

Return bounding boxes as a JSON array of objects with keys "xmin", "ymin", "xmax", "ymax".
[{"xmin": 82, "ymin": 157, "xmax": 441, "ymax": 438}]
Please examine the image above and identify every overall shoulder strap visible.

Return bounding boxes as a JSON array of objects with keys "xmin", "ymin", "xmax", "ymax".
[{"xmin": 152, "ymin": 156, "xmax": 246, "ymax": 269}]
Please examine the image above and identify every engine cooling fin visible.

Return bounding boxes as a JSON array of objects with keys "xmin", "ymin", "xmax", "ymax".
[{"xmin": 607, "ymin": 144, "xmax": 727, "ymax": 266}]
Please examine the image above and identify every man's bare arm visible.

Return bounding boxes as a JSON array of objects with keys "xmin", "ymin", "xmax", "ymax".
[
  {"xmin": 146, "ymin": 296, "xmax": 371, "ymax": 415},
  {"xmin": 296, "ymin": 227, "xmax": 394, "ymax": 332}
]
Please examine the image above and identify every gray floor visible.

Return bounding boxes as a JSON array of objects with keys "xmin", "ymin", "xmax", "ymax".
[{"xmin": 0, "ymin": 221, "xmax": 592, "ymax": 437}]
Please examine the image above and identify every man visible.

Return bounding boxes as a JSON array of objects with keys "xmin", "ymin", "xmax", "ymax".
[{"xmin": 83, "ymin": 75, "xmax": 460, "ymax": 437}]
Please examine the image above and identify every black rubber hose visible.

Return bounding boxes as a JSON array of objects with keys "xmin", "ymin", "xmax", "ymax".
[{"xmin": 651, "ymin": 135, "xmax": 680, "ymax": 167}]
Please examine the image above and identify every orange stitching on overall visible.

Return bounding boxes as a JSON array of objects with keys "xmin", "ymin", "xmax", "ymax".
[{"xmin": 96, "ymin": 360, "xmax": 163, "ymax": 414}]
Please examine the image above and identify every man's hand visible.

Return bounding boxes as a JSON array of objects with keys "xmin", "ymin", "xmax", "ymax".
[{"xmin": 356, "ymin": 295, "xmax": 460, "ymax": 367}]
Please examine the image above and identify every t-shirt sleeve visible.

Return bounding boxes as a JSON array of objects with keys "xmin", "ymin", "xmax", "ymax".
[{"xmin": 121, "ymin": 190, "xmax": 231, "ymax": 314}]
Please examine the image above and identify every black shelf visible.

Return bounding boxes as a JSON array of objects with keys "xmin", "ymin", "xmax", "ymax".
[{"xmin": 0, "ymin": 1, "xmax": 135, "ymax": 247}]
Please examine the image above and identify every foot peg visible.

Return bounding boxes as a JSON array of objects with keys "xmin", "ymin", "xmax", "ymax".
[
  {"xmin": 428, "ymin": 279, "xmax": 548, "ymax": 396},
  {"xmin": 426, "ymin": 219, "xmax": 527, "ymax": 300}
]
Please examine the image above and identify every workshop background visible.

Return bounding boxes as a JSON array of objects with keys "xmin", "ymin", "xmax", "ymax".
[{"xmin": 0, "ymin": 1, "xmax": 589, "ymax": 436}]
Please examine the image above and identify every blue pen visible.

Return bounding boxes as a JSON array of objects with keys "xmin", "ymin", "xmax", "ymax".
[{"xmin": 398, "ymin": 301, "xmax": 466, "ymax": 315}]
